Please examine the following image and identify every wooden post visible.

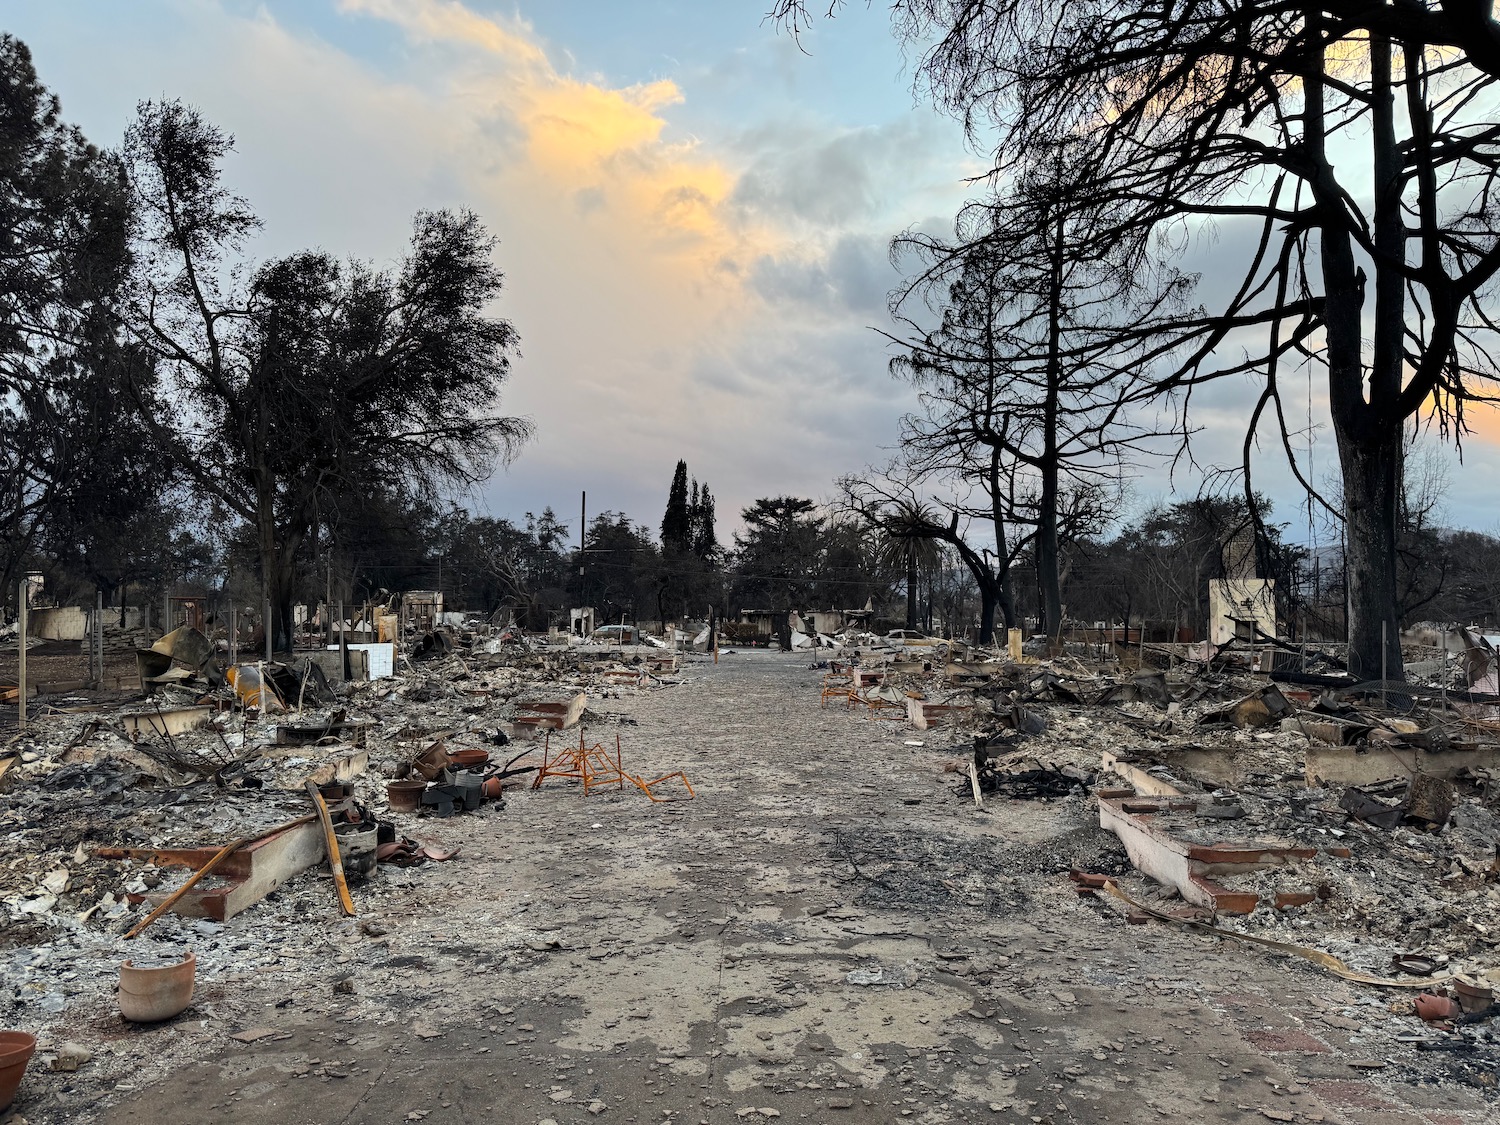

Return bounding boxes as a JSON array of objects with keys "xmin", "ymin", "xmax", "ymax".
[
  {"xmin": 263, "ymin": 592, "xmax": 272, "ymax": 663},
  {"xmin": 17, "ymin": 580, "xmax": 27, "ymax": 733},
  {"xmin": 338, "ymin": 600, "xmax": 349, "ymax": 681},
  {"xmin": 229, "ymin": 606, "xmax": 238, "ymax": 666},
  {"xmin": 94, "ymin": 589, "xmax": 104, "ymax": 686}
]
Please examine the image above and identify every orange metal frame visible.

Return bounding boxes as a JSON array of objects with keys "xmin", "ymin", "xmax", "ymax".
[
  {"xmin": 820, "ymin": 670, "xmax": 855, "ymax": 707},
  {"xmin": 530, "ymin": 729, "xmax": 695, "ymax": 802}
]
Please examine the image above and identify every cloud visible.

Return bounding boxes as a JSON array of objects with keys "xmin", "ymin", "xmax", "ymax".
[
  {"xmin": 2, "ymin": 0, "xmax": 982, "ymax": 531},
  {"xmin": 339, "ymin": 0, "xmax": 771, "ymax": 283},
  {"xmin": 320, "ymin": 0, "xmax": 980, "ymax": 525}
]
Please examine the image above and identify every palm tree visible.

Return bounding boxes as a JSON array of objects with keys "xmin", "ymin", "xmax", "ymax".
[{"xmin": 875, "ymin": 500, "xmax": 942, "ymax": 629}]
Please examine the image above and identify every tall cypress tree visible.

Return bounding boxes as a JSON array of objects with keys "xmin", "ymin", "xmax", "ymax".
[
  {"xmin": 692, "ymin": 484, "xmax": 717, "ymax": 558},
  {"xmin": 661, "ymin": 460, "xmax": 691, "ymax": 553}
]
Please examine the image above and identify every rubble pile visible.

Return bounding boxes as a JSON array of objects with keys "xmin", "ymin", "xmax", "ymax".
[
  {"xmin": 813, "ymin": 631, "xmax": 1500, "ymax": 1050},
  {"xmin": 1, "ymin": 619, "xmax": 695, "ymax": 1059}
]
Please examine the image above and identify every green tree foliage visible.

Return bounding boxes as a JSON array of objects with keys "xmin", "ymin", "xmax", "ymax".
[
  {"xmin": 733, "ymin": 497, "xmax": 824, "ymax": 609},
  {"xmin": 34, "ymin": 337, "xmax": 194, "ymax": 610},
  {"xmin": 728, "ymin": 497, "xmax": 888, "ymax": 620},
  {"xmin": 661, "ymin": 461, "xmax": 691, "ymax": 553},
  {"xmin": 578, "ymin": 511, "xmax": 659, "ymax": 626},
  {"xmin": 692, "ymin": 482, "xmax": 717, "ymax": 558},
  {"xmin": 0, "ymin": 35, "xmax": 130, "ymax": 604},
  {"xmin": 121, "ymin": 100, "xmax": 529, "ymax": 648},
  {"xmin": 430, "ymin": 506, "xmax": 572, "ymax": 627},
  {"xmin": 658, "ymin": 461, "xmax": 720, "ymax": 621}
]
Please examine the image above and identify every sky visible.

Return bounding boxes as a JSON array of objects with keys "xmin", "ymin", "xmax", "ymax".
[{"xmin": 7, "ymin": 0, "xmax": 1500, "ymax": 547}]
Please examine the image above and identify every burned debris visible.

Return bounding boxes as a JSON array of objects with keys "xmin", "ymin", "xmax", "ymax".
[
  {"xmin": 806, "ymin": 620, "xmax": 1500, "ymax": 1073},
  {"xmin": 1, "ymin": 603, "xmax": 694, "ymax": 1115}
]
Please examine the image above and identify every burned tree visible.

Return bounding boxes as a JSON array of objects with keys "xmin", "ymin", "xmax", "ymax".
[
  {"xmin": 842, "ymin": 473, "xmax": 1019, "ymax": 644},
  {"xmin": 121, "ymin": 101, "xmax": 528, "ymax": 649},
  {"xmin": 888, "ymin": 155, "xmax": 1184, "ymax": 639},
  {"xmin": 775, "ymin": 0, "xmax": 1500, "ymax": 681}
]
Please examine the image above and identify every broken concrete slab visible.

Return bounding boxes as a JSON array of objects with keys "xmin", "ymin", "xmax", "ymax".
[
  {"xmin": 1303, "ymin": 742, "xmax": 1500, "ymax": 786},
  {"xmin": 907, "ymin": 696, "xmax": 973, "ymax": 730},
  {"xmin": 1098, "ymin": 793, "xmax": 1329, "ymax": 915},
  {"xmin": 276, "ymin": 717, "xmax": 371, "ymax": 747},
  {"xmin": 512, "ymin": 692, "xmax": 587, "ymax": 736},
  {"xmin": 96, "ymin": 819, "xmax": 326, "ymax": 922},
  {"xmin": 1100, "ymin": 751, "xmax": 1184, "ymax": 797},
  {"xmin": 120, "ymin": 706, "xmax": 213, "ymax": 740}
]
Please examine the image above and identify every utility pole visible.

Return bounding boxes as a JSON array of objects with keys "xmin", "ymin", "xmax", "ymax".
[
  {"xmin": 17, "ymin": 580, "xmax": 28, "ymax": 733},
  {"xmin": 579, "ymin": 489, "xmax": 587, "ymax": 602}
]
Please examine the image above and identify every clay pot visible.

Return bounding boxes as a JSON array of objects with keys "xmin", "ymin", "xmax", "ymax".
[
  {"xmin": 118, "ymin": 950, "xmax": 196, "ymax": 1023},
  {"xmin": 0, "ymin": 1031, "xmax": 37, "ymax": 1113},
  {"xmin": 481, "ymin": 776, "xmax": 505, "ymax": 799},
  {"xmin": 334, "ymin": 821, "xmax": 379, "ymax": 879},
  {"xmin": 448, "ymin": 749, "xmax": 491, "ymax": 769},
  {"xmin": 1454, "ymin": 976, "xmax": 1494, "ymax": 1014},
  {"xmin": 1414, "ymin": 992, "xmax": 1460, "ymax": 1022},
  {"xmin": 387, "ymin": 779, "xmax": 426, "ymax": 812}
]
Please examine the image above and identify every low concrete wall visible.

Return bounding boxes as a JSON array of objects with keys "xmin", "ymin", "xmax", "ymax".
[{"xmin": 30, "ymin": 605, "xmax": 87, "ymax": 641}]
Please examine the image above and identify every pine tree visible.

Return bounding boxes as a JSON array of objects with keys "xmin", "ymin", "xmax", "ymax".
[{"xmin": 661, "ymin": 460, "xmax": 691, "ymax": 553}]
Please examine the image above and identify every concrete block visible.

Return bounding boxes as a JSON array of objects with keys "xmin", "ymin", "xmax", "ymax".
[
  {"xmin": 121, "ymin": 706, "xmax": 213, "ymax": 740},
  {"xmin": 1303, "ymin": 743, "xmax": 1500, "ymax": 786},
  {"xmin": 1098, "ymin": 794, "xmax": 1321, "ymax": 915},
  {"xmin": 1101, "ymin": 751, "xmax": 1183, "ymax": 797},
  {"xmin": 907, "ymin": 697, "xmax": 972, "ymax": 730}
]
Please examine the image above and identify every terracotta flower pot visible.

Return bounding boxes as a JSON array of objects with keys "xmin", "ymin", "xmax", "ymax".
[
  {"xmin": 387, "ymin": 780, "xmax": 426, "ymax": 812},
  {"xmin": 119, "ymin": 950, "xmax": 196, "ymax": 1023},
  {"xmin": 1414, "ymin": 992, "xmax": 1460, "ymax": 1022},
  {"xmin": 448, "ymin": 749, "xmax": 490, "ymax": 769},
  {"xmin": 1454, "ymin": 976, "xmax": 1494, "ymax": 1014},
  {"xmin": 0, "ymin": 1031, "xmax": 37, "ymax": 1113}
]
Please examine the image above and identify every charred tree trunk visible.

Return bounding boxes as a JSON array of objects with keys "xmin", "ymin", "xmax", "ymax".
[
  {"xmin": 1315, "ymin": 19, "xmax": 1406, "ymax": 683},
  {"xmin": 257, "ymin": 499, "xmax": 303, "ymax": 654},
  {"xmin": 977, "ymin": 583, "xmax": 996, "ymax": 645},
  {"xmin": 988, "ymin": 450, "xmax": 1018, "ymax": 634},
  {"xmin": 1037, "ymin": 207, "xmax": 1065, "ymax": 637},
  {"xmin": 1337, "ymin": 427, "xmax": 1404, "ymax": 680}
]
